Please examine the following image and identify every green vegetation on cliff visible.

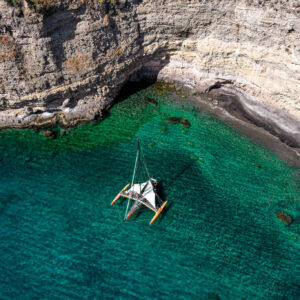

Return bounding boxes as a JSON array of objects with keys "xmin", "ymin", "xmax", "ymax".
[{"xmin": 6, "ymin": 0, "xmax": 117, "ymax": 8}]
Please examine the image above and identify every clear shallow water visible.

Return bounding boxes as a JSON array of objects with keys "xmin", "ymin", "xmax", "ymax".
[{"xmin": 0, "ymin": 84, "xmax": 299, "ymax": 299}]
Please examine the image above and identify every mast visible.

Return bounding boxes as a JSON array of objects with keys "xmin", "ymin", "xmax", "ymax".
[
  {"xmin": 131, "ymin": 142, "xmax": 139, "ymax": 187},
  {"xmin": 139, "ymin": 140, "xmax": 164, "ymax": 206},
  {"xmin": 139, "ymin": 139, "xmax": 151, "ymax": 182},
  {"xmin": 124, "ymin": 141, "xmax": 140, "ymax": 220},
  {"xmin": 113, "ymin": 139, "xmax": 168, "ymax": 225}
]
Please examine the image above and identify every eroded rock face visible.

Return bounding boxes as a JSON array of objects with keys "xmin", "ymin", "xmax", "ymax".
[{"xmin": 0, "ymin": 0, "xmax": 299, "ymax": 146}]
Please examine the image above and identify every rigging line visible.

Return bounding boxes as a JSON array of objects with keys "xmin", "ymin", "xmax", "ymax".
[
  {"xmin": 124, "ymin": 199, "xmax": 131, "ymax": 221},
  {"xmin": 131, "ymin": 145, "xmax": 139, "ymax": 187},
  {"xmin": 139, "ymin": 141, "xmax": 142, "ymax": 194},
  {"xmin": 155, "ymin": 192, "xmax": 164, "ymax": 205},
  {"xmin": 125, "ymin": 143, "xmax": 139, "ymax": 220},
  {"xmin": 155, "ymin": 192, "xmax": 163, "ymax": 206},
  {"xmin": 139, "ymin": 140, "xmax": 152, "ymax": 181},
  {"xmin": 138, "ymin": 140, "xmax": 164, "ymax": 206}
]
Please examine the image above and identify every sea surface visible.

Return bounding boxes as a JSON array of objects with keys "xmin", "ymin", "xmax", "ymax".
[{"xmin": 0, "ymin": 84, "xmax": 299, "ymax": 299}]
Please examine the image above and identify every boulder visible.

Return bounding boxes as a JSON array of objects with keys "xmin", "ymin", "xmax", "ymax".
[
  {"xmin": 145, "ymin": 96, "xmax": 158, "ymax": 105},
  {"xmin": 42, "ymin": 129, "xmax": 56, "ymax": 139},
  {"xmin": 276, "ymin": 211, "xmax": 293, "ymax": 224},
  {"xmin": 180, "ymin": 118, "xmax": 191, "ymax": 127},
  {"xmin": 165, "ymin": 117, "xmax": 181, "ymax": 124}
]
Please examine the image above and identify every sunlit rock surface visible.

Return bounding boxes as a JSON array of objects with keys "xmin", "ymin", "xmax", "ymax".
[{"xmin": 0, "ymin": 0, "xmax": 299, "ymax": 146}]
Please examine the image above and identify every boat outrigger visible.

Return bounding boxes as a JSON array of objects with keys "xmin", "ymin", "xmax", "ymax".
[{"xmin": 111, "ymin": 139, "xmax": 168, "ymax": 225}]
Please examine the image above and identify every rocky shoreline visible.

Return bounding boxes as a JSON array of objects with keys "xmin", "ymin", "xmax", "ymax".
[
  {"xmin": 132, "ymin": 59, "xmax": 300, "ymax": 149},
  {"xmin": 145, "ymin": 80, "xmax": 300, "ymax": 167},
  {"xmin": 0, "ymin": 0, "xmax": 299, "ymax": 148}
]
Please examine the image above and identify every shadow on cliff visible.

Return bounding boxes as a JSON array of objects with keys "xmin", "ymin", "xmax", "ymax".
[{"xmin": 42, "ymin": 6, "xmax": 86, "ymax": 71}]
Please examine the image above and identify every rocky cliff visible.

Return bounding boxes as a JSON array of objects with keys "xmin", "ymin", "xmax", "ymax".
[{"xmin": 0, "ymin": 0, "xmax": 299, "ymax": 147}]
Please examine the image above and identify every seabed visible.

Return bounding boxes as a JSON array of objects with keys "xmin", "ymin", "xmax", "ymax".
[{"xmin": 0, "ymin": 83, "xmax": 299, "ymax": 299}]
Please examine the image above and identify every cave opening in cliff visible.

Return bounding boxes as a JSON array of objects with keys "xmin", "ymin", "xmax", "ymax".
[
  {"xmin": 107, "ymin": 61, "xmax": 300, "ymax": 166},
  {"xmin": 114, "ymin": 75, "xmax": 157, "ymax": 105},
  {"xmin": 113, "ymin": 56, "xmax": 171, "ymax": 105}
]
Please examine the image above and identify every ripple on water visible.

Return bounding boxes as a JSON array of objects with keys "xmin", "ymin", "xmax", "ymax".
[{"xmin": 0, "ymin": 85, "xmax": 299, "ymax": 299}]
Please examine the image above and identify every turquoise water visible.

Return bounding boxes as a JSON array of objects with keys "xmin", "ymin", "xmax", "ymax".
[{"xmin": 0, "ymin": 84, "xmax": 299, "ymax": 299}]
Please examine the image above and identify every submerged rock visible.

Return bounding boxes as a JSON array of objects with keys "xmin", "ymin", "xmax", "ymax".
[
  {"xmin": 180, "ymin": 118, "xmax": 191, "ymax": 128},
  {"xmin": 276, "ymin": 211, "xmax": 293, "ymax": 224},
  {"xmin": 165, "ymin": 117, "xmax": 181, "ymax": 124},
  {"xmin": 60, "ymin": 129, "xmax": 67, "ymax": 136},
  {"xmin": 148, "ymin": 142, "xmax": 156, "ymax": 147},
  {"xmin": 165, "ymin": 117, "xmax": 191, "ymax": 127},
  {"xmin": 42, "ymin": 130, "xmax": 57, "ymax": 139},
  {"xmin": 144, "ymin": 97, "xmax": 158, "ymax": 105},
  {"xmin": 207, "ymin": 292, "xmax": 220, "ymax": 300},
  {"xmin": 190, "ymin": 154, "xmax": 205, "ymax": 163},
  {"xmin": 190, "ymin": 154, "xmax": 198, "ymax": 160},
  {"xmin": 198, "ymin": 157, "xmax": 205, "ymax": 163}
]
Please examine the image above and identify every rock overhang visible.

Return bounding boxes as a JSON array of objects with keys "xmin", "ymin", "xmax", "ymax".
[{"xmin": 0, "ymin": 0, "xmax": 299, "ymax": 147}]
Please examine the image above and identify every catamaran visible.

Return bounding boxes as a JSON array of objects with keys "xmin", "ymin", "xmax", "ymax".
[{"xmin": 111, "ymin": 140, "xmax": 168, "ymax": 225}]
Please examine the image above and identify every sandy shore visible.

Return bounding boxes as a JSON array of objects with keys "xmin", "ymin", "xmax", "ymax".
[{"xmin": 172, "ymin": 87, "xmax": 300, "ymax": 168}]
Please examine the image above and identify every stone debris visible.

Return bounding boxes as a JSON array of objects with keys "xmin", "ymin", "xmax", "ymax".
[
  {"xmin": 144, "ymin": 97, "xmax": 158, "ymax": 105},
  {"xmin": 165, "ymin": 117, "xmax": 181, "ymax": 124},
  {"xmin": 42, "ymin": 129, "xmax": 57, "ymax": 139},
  {"xmin": 180, "ymin": 118, "xmax": 191, "ymax": 128},
  {"xmin": 276, "ymin": 211, "xmax": 293, "ymax": 224}
]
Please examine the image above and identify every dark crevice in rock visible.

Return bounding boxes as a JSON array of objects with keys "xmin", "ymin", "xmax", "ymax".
[
  {"xmin": 45, "ymin": 97, "xmax": 64, "ymax": 110},
  {"xmin": 8, "ymin": 99, "xmax": 37, "ymax": 110},
  {"xmin": 205, "ymin": 80, "xmax": 233, "ymax": 93}
]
